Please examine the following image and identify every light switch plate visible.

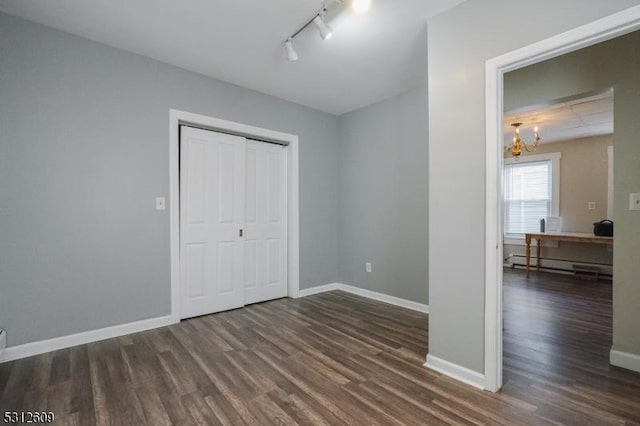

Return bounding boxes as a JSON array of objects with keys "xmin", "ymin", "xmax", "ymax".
[
  {"xmin": 155, "ymin": 197, "xmax": 166, "ymax": 211},
  {"xmin": 588, "ymin": 201, "xmax": 596, "ymax": 210},
  {"xmin": 365, "ymin": 262, "xmax": 372, "ymax": 273},
  {"xmin": 630, "ymin": 193, "xmax": 640, "ymax": 211}
]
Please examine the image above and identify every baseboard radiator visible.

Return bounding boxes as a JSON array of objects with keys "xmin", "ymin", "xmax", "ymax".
[{"xmin": 505, "ymin": 254, "xmax": 612, "ymax": 280}]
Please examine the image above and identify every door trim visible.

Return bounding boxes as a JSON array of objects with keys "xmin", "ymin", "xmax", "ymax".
[
  {"xmin": 169, "ymin": 109, "xmax": 300, "ymax": 323},
  {"xmin": 484, "ymin": 5, "xmax": 640, "ymax": 392}
]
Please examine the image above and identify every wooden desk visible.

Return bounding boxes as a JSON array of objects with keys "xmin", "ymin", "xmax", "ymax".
[{"xmin": 524, "ymin": 232, "xmax": 613, "ymax": 278}]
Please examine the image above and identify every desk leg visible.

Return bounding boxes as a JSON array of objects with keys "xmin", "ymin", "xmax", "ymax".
[
  {"xmin": 525, "ymin": 234, "xmax": 531, "ymax": 278},
  {"xmin": 536, "ymin": 239, "xmax": 541, "ymax": 272}
]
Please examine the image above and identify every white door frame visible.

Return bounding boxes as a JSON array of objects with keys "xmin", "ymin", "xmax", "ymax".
[
  {"xmin": 484, "ymin": 5, "xmax": 640, "ymax": 392},
  {"xmin": 169, "ymin": 109, "xmax": 300, "ymax": 323}
]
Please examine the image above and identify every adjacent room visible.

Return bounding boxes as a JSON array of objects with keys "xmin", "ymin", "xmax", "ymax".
[
  {"xmin": 502, "ymin": 55, "xmax": 615, "ymax": 410},
  {"xmin": 1, "ymin": 0, "xmax": 640, "ymax": 424}
]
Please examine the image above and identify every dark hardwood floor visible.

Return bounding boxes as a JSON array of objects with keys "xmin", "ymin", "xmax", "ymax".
[
  {"xmin": 1, "ymin": 269, "xmax": 639, "ymax": 425},
  {"xmin": 502, "ymin": 268, "xmax": 640, "ymax": 425}
]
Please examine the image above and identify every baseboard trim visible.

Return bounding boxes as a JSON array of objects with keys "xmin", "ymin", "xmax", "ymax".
[
  {"xmin": 294, "ymin": 282, "xmax": 429, "ymax": 314},
  {"xmin": 294, "ymin": 283, "xmax": 341, "ymax": 298},
  {"xmin": 338, "ymin": 284, "xmax": 429, "ymax": 314},
  {"xmin": 3, "ymin": 282, "xmax": 429, "ymax": 364},
  {"xmin": 610, "ymin": 349, "xmax": 640, "ymax": 373},
  {"xmin": 1, "ymin": 315, "xmax": 176, "ymax": 364},
  {"xmin": 424, "ymin": 354, "xmax": 486, "ymax": 390}
]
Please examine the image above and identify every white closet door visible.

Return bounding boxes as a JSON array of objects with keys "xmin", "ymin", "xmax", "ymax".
[
  {"xmin": 180, "ymin": 126, "xmax": 246, "ymax": 319},
  {"xmin": 244, "ymin": 140, "xmax": 288, "ymax": 305}
]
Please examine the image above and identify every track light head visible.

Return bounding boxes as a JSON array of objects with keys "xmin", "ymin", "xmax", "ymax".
[
  {"xmin": 284, "ymin": 39, "xmax": 299, "ymax": 62},
  {"xmin": 283, "ymin": 3, "xmax": 337, "ymax": 62},
  {"xmin": 312, "ymin": 14, "xmax": 333, "ymax": 40}
]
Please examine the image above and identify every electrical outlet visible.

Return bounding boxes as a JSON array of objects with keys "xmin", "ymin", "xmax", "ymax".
[
  {"xmin": 630, "ymin": 193, "xmax": 640, "ymax": 211},
  {"xmin": 155, "ymin": 197, "xmax": 166, "ymax": 211},
  {"xmin": 588, "ymin": 201, "xmax": 596, "ymax": 210},
  {"xmin": 365, "ymin": 262, "xmax": 372, "ymax": 273}
]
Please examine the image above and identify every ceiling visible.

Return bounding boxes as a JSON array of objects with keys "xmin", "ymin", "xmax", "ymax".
[
  {"xmin": 504, "ymin": 90, "xmax": 614, "ymax": 145},
  {"xmin": 0, "ymin": 0, "xmax": 466, "ymax": 115}
]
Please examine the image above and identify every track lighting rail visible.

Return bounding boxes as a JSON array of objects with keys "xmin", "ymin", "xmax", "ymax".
[
  {"xmin": 283, "ymin": 0, "xmax": 344, "ymax": 61},
  {"xmin": 289, "ymin": 5, "xmax": 332, "ymax": 40}
]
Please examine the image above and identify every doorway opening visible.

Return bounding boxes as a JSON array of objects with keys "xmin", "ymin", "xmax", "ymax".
[
  {"xmin": 483, "ymin": 8, "xmax": 640, "ymax": 392},
  {"xmin": 501, "ymin": 85, "xmax": 616, "ymax": 397}
]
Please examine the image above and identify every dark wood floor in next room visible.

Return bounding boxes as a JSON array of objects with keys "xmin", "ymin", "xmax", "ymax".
[{"xmin": 1, "ymin": 268, "xmax": 640, "ymax": 425}]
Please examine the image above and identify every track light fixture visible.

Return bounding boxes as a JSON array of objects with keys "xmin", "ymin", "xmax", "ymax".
[
  {"xmin": 283, "ymin": 0, "xmax": 370, "ymax": 61},
  {"xmin": 285, "ymin": 0, "xmax": 363, "ymax": 61},
  {"xmin": 312, "ymin": 13, "xmax": 333, "ymax": 40},
  {"xmin": 284, "ymin": 39, "xmax": 298, "ymax": 62}
]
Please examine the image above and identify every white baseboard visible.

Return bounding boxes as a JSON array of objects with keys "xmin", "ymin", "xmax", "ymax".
[
  {"xmin": 294, "ymin": 283, "xmax": 341, "ymax": 298},
  {"xmin": 338, "ymin": 284, "xmax": 429, "ymax": 314},
  {"xmin": 1, "ymin": 315, "xmax": 176, "ymax": 364},
  {"xmin": 610, "ymin": 349, "xmax": 640, "ymax": 373},
  {"xmin": 424, "ymin": 354, "xmax": 485, "ymax": 390},
  {"xmin": 2, "ymin": 283, "xmax": 429, "ymax": 364},
  {"xmin": 294, "ymin": 282, "xmax": 429, "ymax": 314}
]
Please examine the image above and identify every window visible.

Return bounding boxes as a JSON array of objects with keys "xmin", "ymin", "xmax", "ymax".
[
  {"xmin": 504, "ymin": 161, "xmax": 550, "ymax": 234},
  {"xmin": 503, "ymin": 152, "xmax": 561, "ymax": 242}
]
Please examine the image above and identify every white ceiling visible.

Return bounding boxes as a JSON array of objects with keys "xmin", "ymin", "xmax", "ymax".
[
  {"xmin": 0, "ymin": 0, "xmax": 466, "ymax": 115},
  {"xmin": 504, "ymin": 90, "xmax": 614, "ymax": 145}
]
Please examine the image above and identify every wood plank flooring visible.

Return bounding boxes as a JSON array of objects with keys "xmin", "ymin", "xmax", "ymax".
[
  {"xmin": 502, "ymin": 268, "xmax": 640, "ymax": 425},
  {"xmin": 1, "ymin": 269, "xmax": 639, "ymax": 425}
]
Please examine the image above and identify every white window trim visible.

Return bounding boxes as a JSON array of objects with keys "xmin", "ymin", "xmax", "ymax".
[{"xmin": 503, "ymin": 152, "xmax": 561, "ymax": 246}]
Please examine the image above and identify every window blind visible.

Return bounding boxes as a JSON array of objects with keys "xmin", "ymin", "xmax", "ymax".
[{"xmin": 504, "ymin": 161, "xmax": 551, "ymax": 235}]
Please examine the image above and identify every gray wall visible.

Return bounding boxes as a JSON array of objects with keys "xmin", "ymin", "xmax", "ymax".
[
  {"xmin": 503, "ymin": 32, "xmax": 640, "ymax": 359},
  {"xmin": 337, "ymin": 85, "xmax": 429, "ymax": 304},
  {"xmin": 0, "ymin": 13, "xmax": 339, "ymax": 347},
  {"xmin": 427, "ymin": 0, "xmax": 640, "ymax": 373},
  {"xmin": 504, "ymin": 135, "xmax": 614, "ymax": 265}
]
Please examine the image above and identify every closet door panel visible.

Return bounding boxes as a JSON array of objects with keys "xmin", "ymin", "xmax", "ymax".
[
  {"xmin": 244, "ymin": 141, "xmax": 288, "ymax": 305},
  {"xmin": 180, "ymin": 126, "xmax": 245, "ymax": 319}
]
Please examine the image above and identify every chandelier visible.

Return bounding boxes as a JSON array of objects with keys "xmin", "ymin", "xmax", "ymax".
[{"xmin": 505, "ymin": 123, "xmax": 540, "ymax": 159}]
